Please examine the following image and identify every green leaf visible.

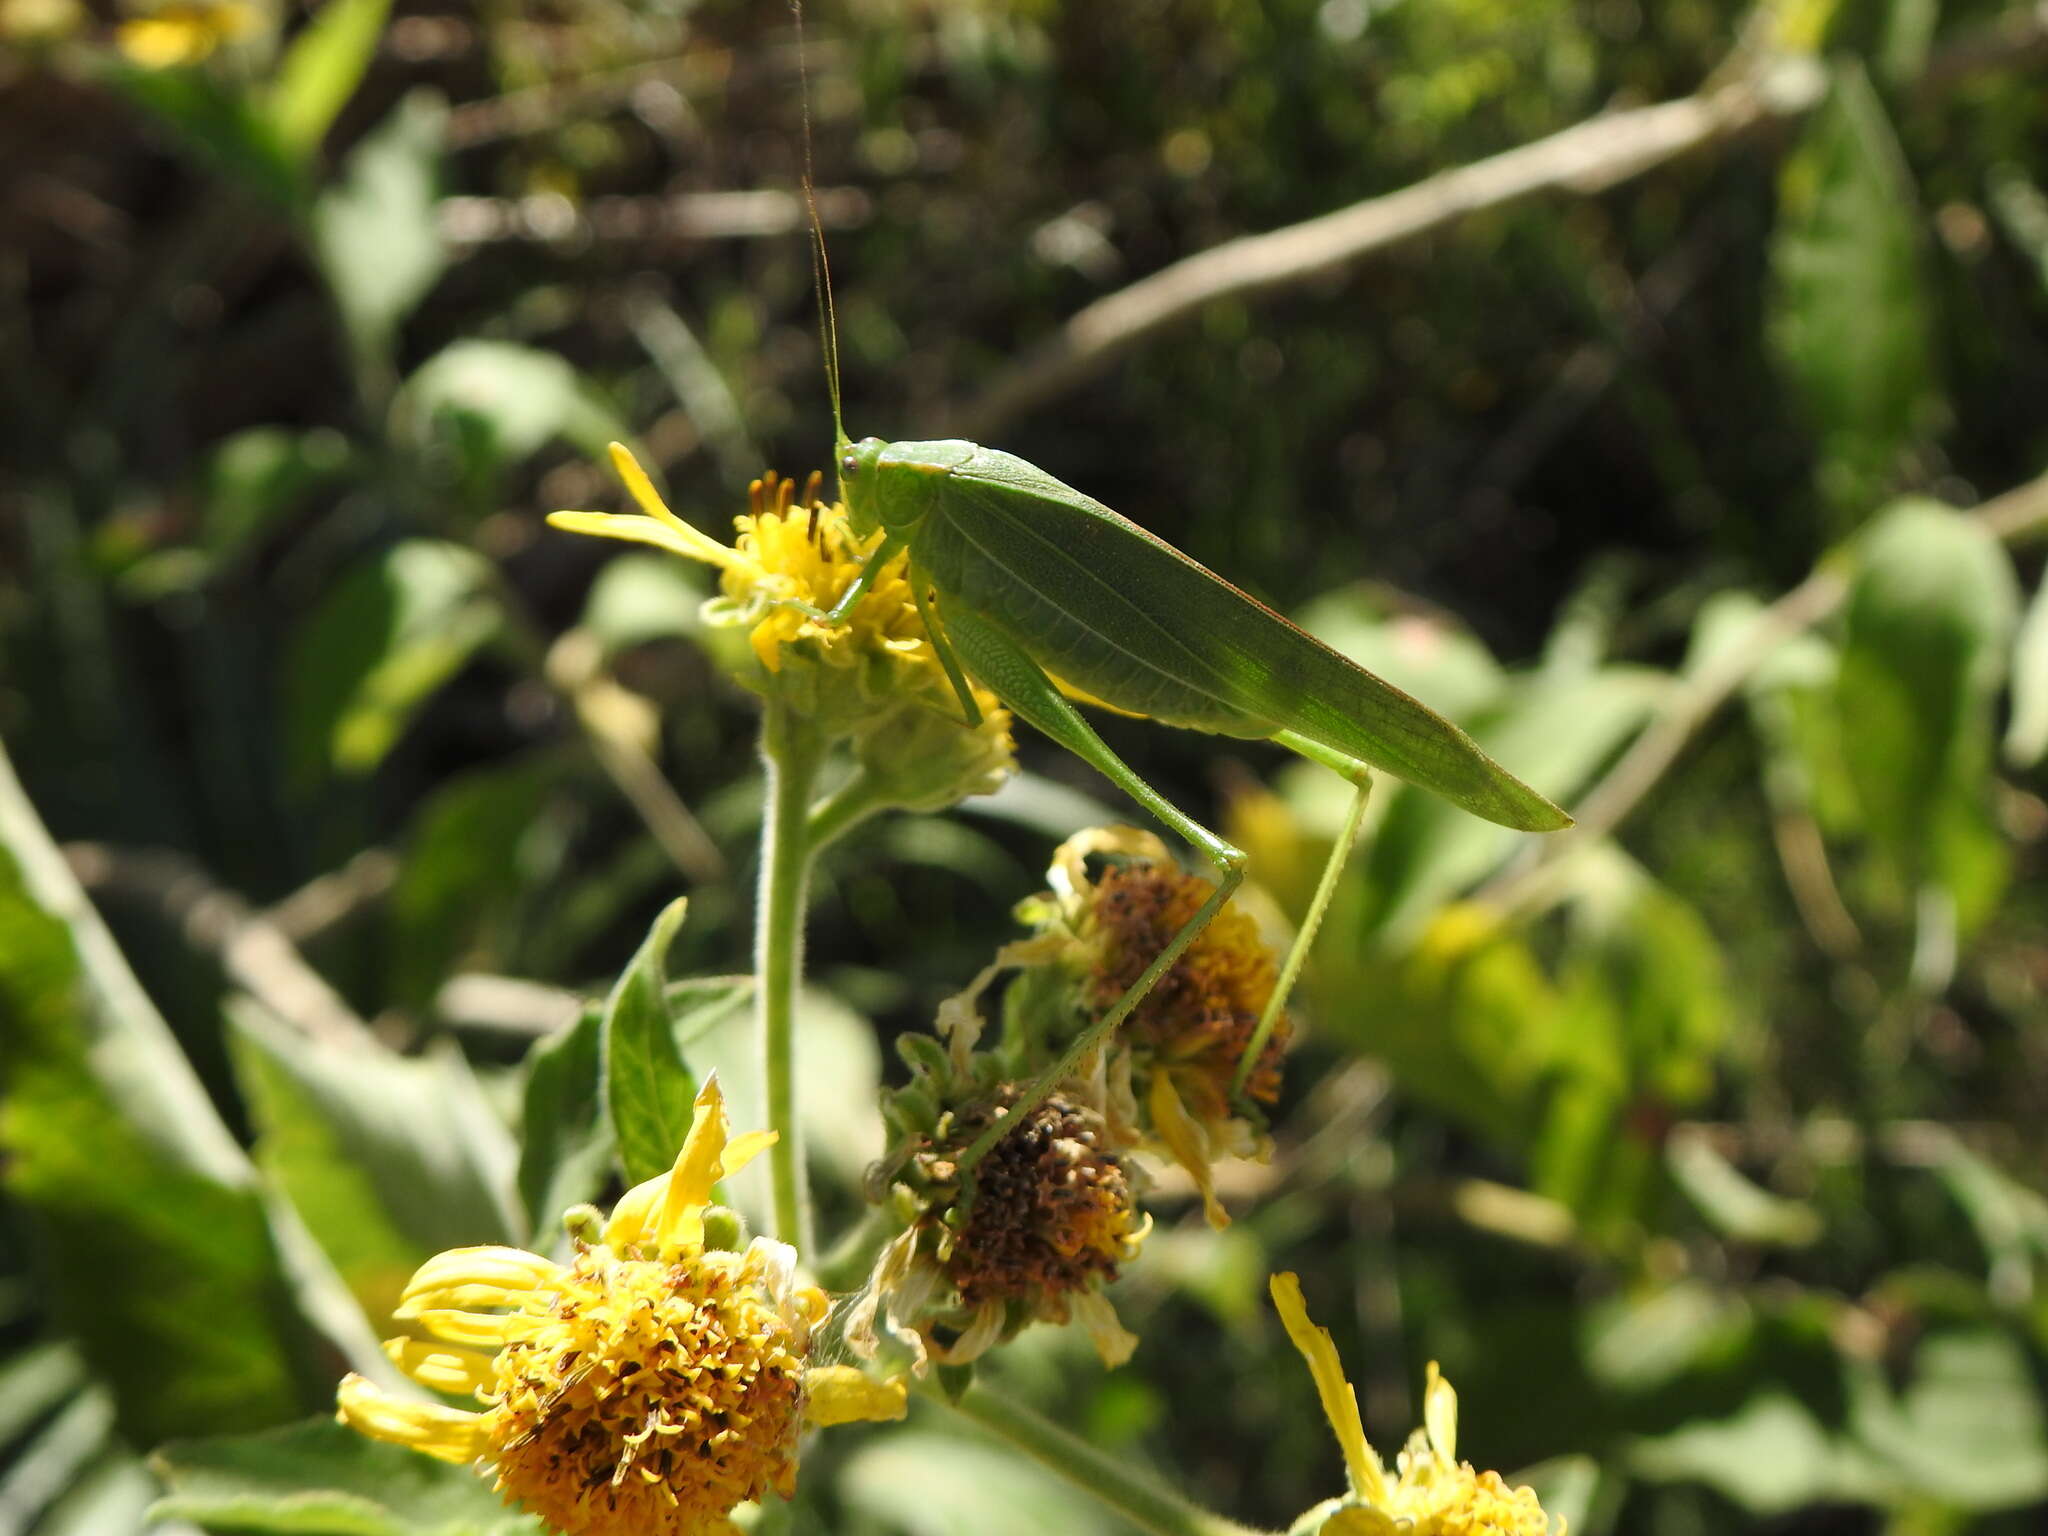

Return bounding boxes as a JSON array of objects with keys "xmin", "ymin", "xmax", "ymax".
[
  {"xmin": 577, "ymin": 553, "xmax": 709, "ymax": 654},
  {"xmin": 202, "ymin": 427, "xmax": 355, "ymax": 562},
  {"xmin": 152, "ymin": 1417, "xmax": 544, "ymax": 1535},
  {"xmin": 671, "ymin": 984, "xmax": 879, "ymax": 1231},
  {"xmin": 1666, "ymin": 1129, "xmax": 1823, "ymax": 1247},
  {"xmin": 0, "ymin": 852, "xmax": 317, "ymax": 1444},
  {"xmin": 1363, "ymin": 665, "xmax": 1664, "ymax": 943},
  {"xmin": 105, "ymin": 62, "xmax": 303, "ymax": 209},
  {"xmin": 285, "ymin": 539, "xmax": 504, "ymax": 786},
  {"xmin": 230, "ymin": 1003, "xmax": 523, "ymax": 1319},
  {"xmin": 601, "ymin": 898, "xmax": 701, "ymax": 1185},
  {"xmin": 517, "ymin": 1006, "xmax": 612, "ymax": 1239},
  {"xmin": 393, "ymin": 341, "xmax": 624, "ymax": 468},
  {"xmin": 268, "ymin": 0, "xmax": 396, "ymax": 158},
  {"xmin": 1838, "ymin": 499, "xmax": 2018, "ymax": 937},
  {"xmin": 1630, "ymin": 1392, "xmax": 1865, "ymax": 1514},
  {"xmin": 1, "ymin": 1393, "xmax": 116, "ymax": 1534},
  {"xmin": 1768, "ymin": 63, "xmax": 1937, "ymax": 523},
  {"xmin": 311, "ymin": 91, "xmax": 448, "ymax": 364},
  {"xmin": 2005, "ymin": 567, "xmax": 2048, "ymax": 767},
  {"xmin": 389, "ymin": 757, "xmax": 566, "ymax": 1007},
  {"xmin": 839, "ymin": 1429, "xmax": 1119, "ymax": 1536},
  {"xmin": 1849, "ymin": 1328, "xmax": 2048, "ymax": 1510}
]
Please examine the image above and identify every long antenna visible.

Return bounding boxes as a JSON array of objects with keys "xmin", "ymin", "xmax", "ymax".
[{"xmin": 791, "ymin": 0, "xmax": 847, "ymax": 455}]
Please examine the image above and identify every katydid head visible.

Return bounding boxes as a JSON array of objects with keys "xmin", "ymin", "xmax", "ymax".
[{"xmin": 839, "ymin": 436, "xmax": 890, "ymax": 536}]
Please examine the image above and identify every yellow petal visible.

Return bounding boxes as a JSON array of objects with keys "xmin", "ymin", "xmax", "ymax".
[
  {"xmin": 802, "ymin": 1366, "xmax": 908, "ymax": 1426},
  {"xmin": 606, "ymin": 442, "xmax": 695, "ymax": 541},
  {"xmin": 604, "ymin": 1168, "xmax": 672, "ymax": 1251},
  {"xmin": 547, "ymin": 510, "xmax": 734, "ymax": 568},
  {"xmin": 1423, "ymin": 1360, "xmax": 1457, "ymax": 1464},
  {"xmin": 382, "ymin": 1337, "xmax": 498, "ymax": 1397},
  {"xmin": 335, "ymin": 1373, "xmax": 488, "ymax": 1464},
  {"xmin": 1148, "ymin": 1071, "xmax": 1228, "ymax": 1230},
  {"xmin": 720, "ymin": 1128, "xmax": 779, "ymax": 1182},
  {"xmin": 1269, "ymin": 1273, "xmax": 1389, "ymax": 1507},
  {"xmin": 402, "ymin": 1308, "xmax": 520, "ymax": 1350},
  {"xmin": 653, "ymin": 1074, "xmax": 733, "ymax": 1255},
  {"xmin": 403, "ymin": 1246, "xmax": 557, "ymax": 1297}
]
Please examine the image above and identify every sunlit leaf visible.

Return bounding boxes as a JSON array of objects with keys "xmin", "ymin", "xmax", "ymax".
[
  {"xmin": 600, "ymin": 898, "xmax": 700, "ymax": 1185},
  {"xmin": 1768, "ymin": 63, "xmax": 1937, "ymax": 523},
  {"xmin": 577, "ymin": 552, "xmax": 710, "ymax": 654},
  {"xmin": 0, "ymin": 853, "xmax": 316, "ymax": 1444},
  {"xmin": 311, "ymin": 90, "xmax": 447, "ymax": 363},
  {"xmin": 1364, "ymin": 666, "xmax": 1665, "ymax": 942},
  {"xmin": 1666, "ymin": 1129, "xmax": 1822, "ymax": 1247},
  {"xmin": 230, "ymin": 1002, "xmax": 524, "ymax": 1319},
  {"xmin": 393, "ymin": 341, "xmax": 624, "ymax": 469},
  {"xmin": 285, "ymin": 539, "xmax": 504, "ymax": 786},
  {"xmin": 517, "ymin": 1006, "xmax": 612, "ymax": 1241},
  {"xmin": 1630, "ymin": 1392, "xmax": 1869, "ymax": 1514},
  {"xmin": 2005, "ymin": 567, "xmax": 2048, "ymax": 767},
  {"xmin": 268, "ymin": 0, "xmax": 396, "ymax": 158},
  {"xmin": 152, "ymin": 1417, "xmax": 543, "ymax": 1535},
  {"xmin": 1838, "ymin": 499, "xmax": 2018, "ymax": 940},
  {"xmin": 839, "ymin": 1427, "xmax": 1119, "ymax": 1536},
  {"xmin": 1849, "ymin": 1328, "xmax": 2048, "ymax": 1510}
]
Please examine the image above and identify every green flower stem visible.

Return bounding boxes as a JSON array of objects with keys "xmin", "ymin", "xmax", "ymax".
[
  {"xmin": 804, "ymin": 766, "xmax": 897, "ymax": 854},
  {"xmin": 936, "ymin": 1381, "xmax": 1273, "ymax": 1536},
  {"xmin": 814, "ymin": 1206, "xmax": 893, "ymax": 1293},
  {"xmin": 757, "ymin": 701, "xmax": 826, "ymax": 1254}
]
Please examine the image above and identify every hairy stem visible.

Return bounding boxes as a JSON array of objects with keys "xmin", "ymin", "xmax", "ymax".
[
  {"xmin": 757, "ymin": 701, "xmax": 826, "ymax": 1252},
  {"xmin": 939, "ymin": 1382, "xmax": 1272, "ymax": 1536}
]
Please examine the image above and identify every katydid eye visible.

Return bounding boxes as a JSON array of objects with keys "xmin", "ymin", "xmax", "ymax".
[{"xmin": 842, "ymin": 453, "xmax": 858, "ymax": 474}]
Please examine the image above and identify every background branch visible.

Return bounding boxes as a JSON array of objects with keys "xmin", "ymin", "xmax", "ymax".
[{"xmin": 948, "ymin": 8, "xmax": 2048, "ymax": 438}]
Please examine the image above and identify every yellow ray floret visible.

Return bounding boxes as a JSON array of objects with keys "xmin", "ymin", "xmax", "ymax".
[{"xmin": 1269, "ymin": 1272, "xmax": 1560, "ymax": 1535}]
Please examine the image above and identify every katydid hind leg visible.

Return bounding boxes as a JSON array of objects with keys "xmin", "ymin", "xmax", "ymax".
[
  {"xmin": 910, "ymin": 577, "xmax": 983, "ymax": 728},
  {"xmin": 941, "ymin": 606, "xmax": 1247, "ymax": 1175},
  {"xmin": 1232, "ymin": 750, "xmax": 1372, "ymax": 1104}
]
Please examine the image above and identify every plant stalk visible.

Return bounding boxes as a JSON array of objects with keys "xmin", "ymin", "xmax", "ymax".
[
  {"xmin": 938, "ymin": 1382, "xmax": 1272, "ymax": 1536},
  {"xmin": 757, "ymin": 701, "xmax": 825, "ymax": 1254}
]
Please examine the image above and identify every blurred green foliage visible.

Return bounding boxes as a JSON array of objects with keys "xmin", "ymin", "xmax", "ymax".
[{"xmin": 3, "ymin": 0, "xmax": 2048, "ymax": 1533}]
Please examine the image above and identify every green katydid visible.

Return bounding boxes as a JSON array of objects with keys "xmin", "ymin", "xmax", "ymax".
[{"xmin": 773, "ymin": 148, "xmax": 1567, "ymax": 1180}]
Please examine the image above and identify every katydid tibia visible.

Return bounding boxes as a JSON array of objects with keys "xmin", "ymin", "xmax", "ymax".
[{"xmin": 795, "ymin": 428, "xmax": 1569, "ymax": 1175}]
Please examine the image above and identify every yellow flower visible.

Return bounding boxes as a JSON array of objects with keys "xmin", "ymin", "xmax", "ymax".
[
  {"xmin": 116, "ymin": 0, "xmax": 257, "ymax": 67},
  {"xmin": 550, "ymin": 445, "xmax": 1015, "ymax": 797},
  {"xmin": 336, "ymin": 1077, "xmax": 905, "ymax": 1536},
  {"xmin": 1270, "ymin": 1273, "xmax": 1558, "ymax": 1536}
]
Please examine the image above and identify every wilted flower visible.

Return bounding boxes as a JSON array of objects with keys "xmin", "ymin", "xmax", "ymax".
[
  {"xmin": 549, "ymin": 445, "xmax": 1015, "ymax": 808},
  {"xmin": 1271, "ymin": 1273, "xmax": 1558, "ymax": 1535},
  {"xmin": 336, "ymin": 1077, "xmax": 904, "ymax": 1536},
  {"xmin": 986, "ymin": 826, "xmax": 1291, "ymax": 1229},
  {"xmin": 850, "ymin": 1035, "xmax": 1147, "ymax": 1370}
]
